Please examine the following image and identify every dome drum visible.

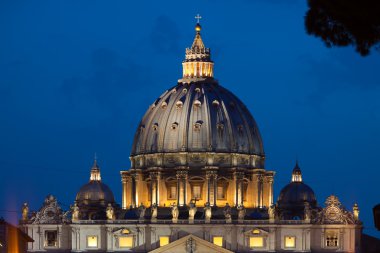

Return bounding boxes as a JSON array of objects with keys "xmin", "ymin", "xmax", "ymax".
[{"xmin": 130, "ymin": 152, "xmax": 265, "ymax": 170}]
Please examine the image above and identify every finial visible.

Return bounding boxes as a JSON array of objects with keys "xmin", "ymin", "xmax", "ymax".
[
  {"xmin": 292, "ymin": 160, "xmax": 302, "ymax": 182},
  {"xmin": 90, "ymin": 154, "xmax": 101, "ymax": 181},
  {"xmin": 195, "ymin": 14, "xmax": 202, "ymax": 32}
]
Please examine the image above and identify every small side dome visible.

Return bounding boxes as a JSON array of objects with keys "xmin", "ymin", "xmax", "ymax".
[
  {"xmin": 75, "ymin": 159, "xmax": 115, "ymax": 206},
  {"xmin": 277, "ymin": 162, "xmax": 317, "ymax": 220}
]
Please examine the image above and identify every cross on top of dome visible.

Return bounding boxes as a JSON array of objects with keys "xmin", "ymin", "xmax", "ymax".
[{"xmin": 182, "ymin": 16, "xmax": 214, "ymax": 79}]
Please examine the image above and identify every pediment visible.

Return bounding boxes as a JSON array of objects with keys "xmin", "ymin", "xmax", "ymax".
[
  {"xmin": 148, "ymin": 234, "xmax": 234, "ymax": 253},
  {"xmin": 243, "ymin": 227, "xmax": 269, "ymax": 236}
]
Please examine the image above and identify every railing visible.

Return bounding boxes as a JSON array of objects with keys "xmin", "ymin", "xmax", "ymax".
[{"xmin": 71, "ymin": 219, "xmax": 307, "ymax": 225}]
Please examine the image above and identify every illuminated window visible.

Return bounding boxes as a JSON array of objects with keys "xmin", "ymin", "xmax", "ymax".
[
  {"xmin": 160, "ymin": 236, "xmax": 169, "ymax": 247},
  {"xmin": 119, "ymin": 237, "xmax": 133, "ymax": 248},
  {"xmin": 250, "ymin": 237, "xmax": 264, "ymax": 248},
  {"xmin": 213, "ymin": 236, "xmax": 223, "ymax": 247},
  {"xmin": 285, "ymin": 236, "xmax": 296, "ymax": 248},
  {"xmin": 217, "ymin": 186, "xmax": 224, "ymax": 199},
  {"xmin": 44, "ymin": 231, "xmax": 57, "ymax": 247},
  {"xmin": 325, "ymin": 232, "xmax": 339, "ymax": 247},
  {"xmin": 87, "ymin": 236, "xmax": 98, "ymax": 248},
  {"xmin": 192, "ymin": 185, "xmax": 201, "ymax": 199},
  {"xmin": 168, "ymin": 185, "xmax": 177, "ymax": 199}
]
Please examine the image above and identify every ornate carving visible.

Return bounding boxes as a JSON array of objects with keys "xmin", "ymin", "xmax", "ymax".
[
  {"xmin": 176, "ymin": 170, "xmax": 188, "ymax": 179},
  {"xmin": 223, "ymin": 203, "xmax": 232, "ymax": 222},
  {"xmin": 151, "ymin": 203, "xmax": 158, "ymax": 220},
  {"xmin": 21, "ymin": 203, "xmax": 29, "ymax": 221},
  {"xmin": 106, "ymin": 203, "xmax": 115, "ymax": 220},
  {"xmin": 237, "ymin": 204, "xmax": 246, "ymax": 220},
  {"xmin": 71, "ymin": 202, "xmax": 80, "ymax": 222},
  {"xmin": 313, "ymin": 195, "xmax": 356, "ymax": 224},
  {"xmin": 188, "ymin": 200, "xmax": 197, "ymax": 220},
  {"xmin": 190, "ymin": 153, "xmax": 205, "ymax": 163},
  {"xmin": 204, "ymin": 202, "xmax": 212, "ymax": 222},
  {"xmin": 171, "ymin": 203, "xmax": 179, "ymax": 221},
  {"xmin": 30, "ymin": 195, "xmax": 69, "ymax": 224},
  {"xmin": 186, "ymin": 237, "xmax": 196, "ymax": 253},
  {"xmin": 138, "ymin": 203, "xmax": 146, "ymax": 219}
]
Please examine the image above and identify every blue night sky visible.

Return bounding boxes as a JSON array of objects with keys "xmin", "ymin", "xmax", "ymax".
[{"xmin": 1, "ymin": 0, "xmax": 379, "ymax": 236}]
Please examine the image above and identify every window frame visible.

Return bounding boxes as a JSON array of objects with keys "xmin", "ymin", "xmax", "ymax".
[
  {"xmin": 248, "ymin": 229, "xmax": 266, "ymax": 249},
  {"xmin": 86, "ymin": 235, "xmax": 98, "ymax": 248},
  {"xmin": 118, "ymin": 236, "xmax": 134, "ymax": 249},
  {"xmin": 325, "ymin": 232, "xmax": 339, "ymax": 248},
  {"xmin": 167, "ymin": 184, "xmax": 177, "ymax": 200},
  {"xmin": 284, "ymin": 236, "xmax": 296, "ymax": 249},
  {"xmin": 44, "ymin": 230, "xmax": 58, "ymax": 248},
  {"xmin": 191, "ymin": 184, "xmax": 203, "ymax": 200}
]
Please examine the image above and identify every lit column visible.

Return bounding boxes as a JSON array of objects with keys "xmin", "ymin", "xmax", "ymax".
[
  {"xmin": 176, "ymin": 169, "xmax": 188, "ymax": 206},
  {"xmin": 150, "ymin": 172, "xmax": 157, "ymax": 206},
  {"xmin": 234, "ymin": 171, "xmax": 244, "ymax": 206},
  {"xmin": 205, "ymin": 169, "xmax": 217, "ymax": 206},
  {"xmin": 131, "ymin": 174, "xmax": 137, "ymax": 208},
  {"xmin": 206, "ymin": 171, "xmax": 211, "ymax": 204},
  {"xmin": 257, "ymin": 175, "xmax": 263, "ymax": 208},
  {"xmin": 268, "ymin": 176, "xmax": 274, "ymax": 206},
  {"xmin": 121, "ymin": 173, "xmax": 128, "ymax": 209}
]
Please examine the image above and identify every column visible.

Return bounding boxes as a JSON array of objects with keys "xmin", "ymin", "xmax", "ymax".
[
  {"xmin": 205, "ymin": 169, "xmax": 217, "ymax": 206},
  {"xmin": 149, "ymin": 171, "xmax": 160, "ymax": 206},
  {"xmin": 176, "ymin": 169, "xmax": 188, "ymax": 206},
  {"xmin": 234, "ymin": 171, "xmax": 244, "ymax": 206},
  {"xmin": 133, "ymin": 170, "xmax": 143, "ymax": 207},
  {"xmin": 131, "ymin": 174, "xmax": 136, "ymax": 208},
  {"xmin": 121, "ymin": 173, "xmax": 132, "ymax": 209},
  {"xmin": 257, "ymin": 174, "xmax": 263, "ymax": 208},
  {"xmin": 268, "ymin": 176, "xmax": 274, "ymax": 206}
]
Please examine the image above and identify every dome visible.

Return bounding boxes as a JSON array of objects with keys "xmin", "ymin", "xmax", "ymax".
[
  {"xmin": 131, "ymin": 81, "xmax": 264, "ymax": 157},
  {"xmin": 278, "ymin": 182, "xmax": 316, "ymax": 205},
  {"xmin": 276, "ymin": 162, "xmax": 317, "ymax": 220},
  {"xmin": 130, "ymin": 26, "xmax": 264, "ymax": 169},
  {"xmin": 76, "ymin": 181, "xmax": 115, "ymax": 204},
  {"xmin": 277, "ymin": 162, "xmax": 317, "ymax": 206},
  {"xmin": 75, "ymin": 159, "xmax": 115, "ymax": 206}
]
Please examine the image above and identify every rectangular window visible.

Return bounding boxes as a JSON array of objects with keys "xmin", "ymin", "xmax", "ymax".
[
  {"xmin": 250, "ymin": 237, "xmax": 264, "ymax": 248},
  {"xmin": 217, "ymin": 186, "xmax": 225, "ymax": 199},
  {"xmin": 168, "ymin": 185, "xmax": 177, "ymax": 199},
  {"xmin": 160, "ymin": 236, "xmax": 169, "ymax": 247},
  {"xmin": 285, "ymin": 236, "xmax": 296, "ymax": 248},
  {"xmin": 87, "ymin": 236, "xmax": 98, "ymax": 248},
  {"xmin": 44, "ymin": 231, "xmax": 57, "ymax": 247},
  {"xmin": 326, "ymin": 233, "xmax": 339, "ymax": 247},
  {"xmin": 213, "ymin": 236, "xmax": 223, "ymax": 247},
  {"xmin": 193, "ymin": 185, "xmax": 201, "ymax": 199},
  {"xmin": 119, "ymin": 237, "xmax": 133, "ymax": 248}
]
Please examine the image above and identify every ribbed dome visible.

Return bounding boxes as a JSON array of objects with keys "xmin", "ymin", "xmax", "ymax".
[
  {"xmin": 75, "ymin": 159, "xmax": 115, "ymax": 205},
  {"xmin": 277, "ymin": 163, "xmax": 317, "ymax": 207},
  {"xmin": 278, "ymin": 182, "xmax": 316, "ymax": 205},
  {"xmin": 130, "ymin": 23, "xmax": 265, "ymax": 170},
  {"xmin": 131, "ymin": 80, "xmax": 264, "ymax": 156},
  {"xmin": 76, "ymin": 181, "xmax": 115, "ymax": 204}
]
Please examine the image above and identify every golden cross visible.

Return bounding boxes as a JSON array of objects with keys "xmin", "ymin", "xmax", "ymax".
[{"xmin": 195, "ymin": 14, "xmax": 202, "ymax": 24}]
